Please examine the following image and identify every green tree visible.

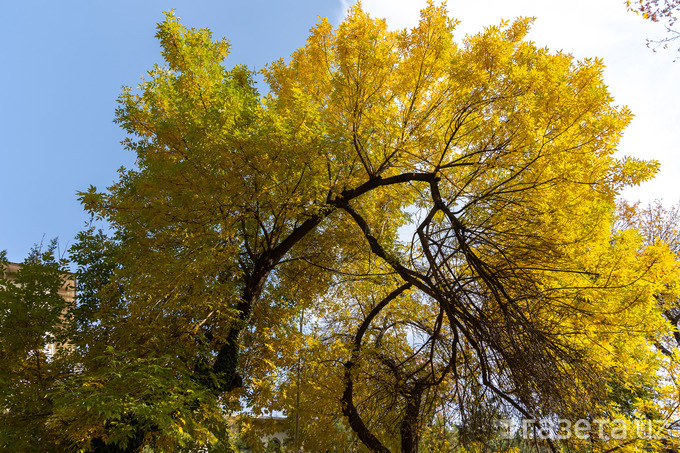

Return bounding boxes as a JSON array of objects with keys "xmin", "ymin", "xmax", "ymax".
[
  {"xmin": 56, "ymin": 228, "xmax": 236, "ymax": 452},
  {"xmin": 0, "ymin": 241, "xmax": 74, "ymax": 451}
]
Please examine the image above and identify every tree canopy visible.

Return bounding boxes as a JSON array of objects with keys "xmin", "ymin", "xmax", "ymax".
[
  {"xmin": 0, "ymin": 242, "xmax": 74, "ymax": 452},
  {"xmin": 3, "ymin": 3, "xmax": 680, "ymax": 452}
]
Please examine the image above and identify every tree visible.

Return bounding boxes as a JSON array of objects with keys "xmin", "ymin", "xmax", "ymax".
[
  {"xmin": 627, "ymin": 0, "xmax": 680, "ymax": 52},
  {"xmin": 1, "ymin": 232, "xmax": 238, "ymax": 452},
  {"xmin": 614, "ymin": 200, "xmax": 680, "ymax": 448},
  {"xmin": 59, "ymin": 228, "xmax": 237, "ymax": 452},
  {"xmin": 74, "ymin": 3, "xmax": 670, "ymax": 452},
  {"xmin": 0, "ymin": 241, "xmax": 74, "ymax": 451}
]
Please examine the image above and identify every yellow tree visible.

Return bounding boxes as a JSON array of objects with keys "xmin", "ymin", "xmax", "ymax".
[
  {"xmin": 612, "ymin": 201, "xmax": 680, "ymax": 449},
  {"xmin": 76, "ymin": 3, "xmax": 670, "ymax": 452}
]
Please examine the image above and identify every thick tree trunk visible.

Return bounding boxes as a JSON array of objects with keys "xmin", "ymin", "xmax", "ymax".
[
  {"xmin": 211, "ymin": 265, "xmax": 269, "ymax": 394},
  {"xmin": 399, "ymin": 388, "xmax": 423, "ymax": 453}
]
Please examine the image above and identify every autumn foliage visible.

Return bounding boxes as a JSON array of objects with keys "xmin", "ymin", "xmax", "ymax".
[{"xmin": 2, "ymin": 3, "xmax": 680, "ymax": 452}]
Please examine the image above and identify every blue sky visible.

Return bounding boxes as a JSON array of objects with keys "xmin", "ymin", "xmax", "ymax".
[
  {"xmin": 0, "ymin": 0, "xmax": 341, "ymax": 262},
  {"xmin": 2, "ymin": 0, "xmax": 678, "ymax": 263}
]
